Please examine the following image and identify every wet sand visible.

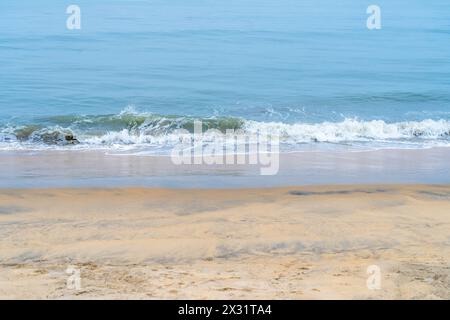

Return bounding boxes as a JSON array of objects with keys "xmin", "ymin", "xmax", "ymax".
[
  {"xmin": 0, "ymin": 147, "xmax": 449, "ymax": 188},
  {"xmin": 1, "ymin": 185, "xmax": 449, "ymax": 299}
]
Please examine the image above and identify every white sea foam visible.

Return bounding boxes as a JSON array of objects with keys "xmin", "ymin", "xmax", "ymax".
[
  {"xmin": 0, "ymin": 117, "xmax": 449, "ymax": 152},
  {"xmin": 243, "ymin": 118, "xmax": 450, "ymax": 143}
]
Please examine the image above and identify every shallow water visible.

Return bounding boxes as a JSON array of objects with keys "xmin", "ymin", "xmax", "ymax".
[{"xmin": 1, "ymin": 148, "xmax": 449, "ymax": 188}]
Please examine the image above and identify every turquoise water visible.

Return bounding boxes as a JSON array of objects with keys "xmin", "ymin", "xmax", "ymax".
[{"xmin": 0, "ymin": 0, "xmax": 449, "ymax": 151}]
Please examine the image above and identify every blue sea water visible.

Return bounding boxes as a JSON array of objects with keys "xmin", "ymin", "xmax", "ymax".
[{"xmin": 0, "ymin": 0, "xmax": 449, "ymax": 151}]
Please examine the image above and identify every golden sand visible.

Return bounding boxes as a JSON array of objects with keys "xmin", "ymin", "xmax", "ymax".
[{"xmin": 0, "ymin": 185, "xmax": 449, "ymax": 299}]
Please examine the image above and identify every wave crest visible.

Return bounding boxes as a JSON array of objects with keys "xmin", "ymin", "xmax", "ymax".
[
  {"xmin": 244, "ymin": 118, "xmax": 450, "ymax": 143},
  {"xmin": 0, "ymin": 110, "xmax": 449, "ymax": 151}
]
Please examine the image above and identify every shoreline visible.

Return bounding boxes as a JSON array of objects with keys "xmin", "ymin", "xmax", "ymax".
[{"xmin": 1, "ymin": 147, "xmax": 449, "ymax": 188}]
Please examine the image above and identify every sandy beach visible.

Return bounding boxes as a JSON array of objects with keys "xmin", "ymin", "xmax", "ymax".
[
  {"xmin": 1, "ymin": 185, "xmax": 449, "ymax": 299},
  {"xmin": 2, "ymin": 0, "xmax": 450, "ymax": 304}
]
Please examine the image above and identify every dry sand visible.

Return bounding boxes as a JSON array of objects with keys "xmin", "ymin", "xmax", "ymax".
[{"xmin": 0, "ymin": 185, "xmax": 449, "ymax": 299}]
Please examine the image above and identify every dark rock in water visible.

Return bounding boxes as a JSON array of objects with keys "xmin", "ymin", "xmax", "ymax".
[
  {"xmin": 40, "ymin": 131, "xmax": 64, "ymax": 145},
  {"xmin": 25, "ymin": 128, "xmax": 79, "ymax": 145},
  {"xmin": 15, "ymin": 125, "xmax": 42, "ymax": 141},
  {"xmin": 65, "ymin": 134, "xmax": 80, "ymax": 145}
]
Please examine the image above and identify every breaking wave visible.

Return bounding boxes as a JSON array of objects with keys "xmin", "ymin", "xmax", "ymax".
[{"xmin": 0, "ymin": 108, "xmax": 449, "ymax": 152}]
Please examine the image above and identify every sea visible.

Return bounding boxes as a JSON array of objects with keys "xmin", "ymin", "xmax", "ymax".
[{"xmin": 1, "ymin": 0, "xmax": 449, "ymax": 154}]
